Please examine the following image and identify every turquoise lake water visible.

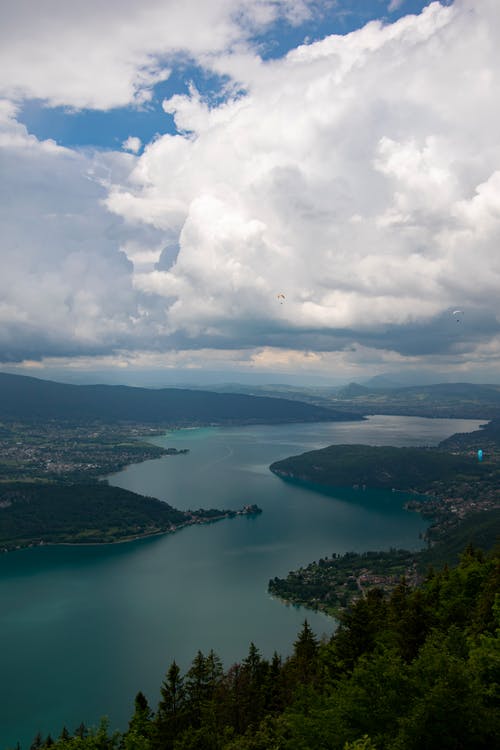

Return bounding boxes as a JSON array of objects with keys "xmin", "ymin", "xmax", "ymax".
[{"xmin": 0, "ymin": 415, "xmax": 484, "ymax": 747}]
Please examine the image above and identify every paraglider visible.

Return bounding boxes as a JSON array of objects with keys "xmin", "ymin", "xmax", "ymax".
[
  {"xmin": 477, "ymin": 449, "xmax": 483, "ymax": 462},
  {"xmin": 277, "ymin": 294, "xmax": 286, "ymax": 304},
  {"xmin": 452, "ymin": 309, "xmax": 464, "ymax": 323}
]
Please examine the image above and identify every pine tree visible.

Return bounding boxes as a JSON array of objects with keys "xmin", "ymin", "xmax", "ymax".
[
  {"xmin": 224, "ymin": 662, "xmax": 246, "ymax": 734},
  {"xmin": 329, "ymin": 589, "xmax": 387, "ymax": 675},
  {"xmin": 159, "ymin": 661, "xmax": 185, "ymax": 716},
  {"xmin": 205, "ymin": 649, "xmax": 224, "ymax": 698},
  {"xmin": 154, "ymin": 660, "xmax": 186, "ymax": 749},
  {"xmin": 264, "ymin": 651, "xmax": 284, "ymax": 714},
  {"xmin": 184, "ymin": 650, "xmax": 209, "ymax": 727},
  {"xmin": 290, "ymin": 620, "xmax": 319, "ymax": 684},
  {"xmin": 400, "ymin": 588, "xmax": 431, "ymax": 661},
  {"xmin": 127, "ymin": 691, "xmax": 153, "ymax": 738},
  {"xmin": 58, "ymin": 727, "xmax": 71, "ymax": 742},
  {"xmin": 74, "ymin": 723, "xmax": 87, "ymax": 739},
  {"xmin": 239, "ymin": 642, "xmax": 269, "ymax": 730}
]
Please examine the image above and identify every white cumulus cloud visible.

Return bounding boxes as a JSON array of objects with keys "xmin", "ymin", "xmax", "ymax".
[
  {"xmin": 122, "ymin": 136, "xmax": 142, "ymax": 154},
  {"xmin": 103, "ymin": 0, "xmax": 500, "ymax": 367},
  {"xmin": 0, "ymin": 101, "xmax": 162, "ymax": 361},
  {"xmin": 3, "ymin": 0, "xmax": 500, "ymax": 378},
  {"xmin": 0, "ymin": 0, "xmax": 317, "ymax": 109}
]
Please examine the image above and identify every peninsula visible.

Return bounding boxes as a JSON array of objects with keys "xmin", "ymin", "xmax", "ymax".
[
  {"xmin": 0, "ymin": 480, "xmax": 262, "ymax": 552},
  {"xmin": 0, "ymin": 414, "xmax": 263, "ymax": 550},
  {"xmin": 268, "ymin": 419, "xmax": 500, "ymax": 615}
]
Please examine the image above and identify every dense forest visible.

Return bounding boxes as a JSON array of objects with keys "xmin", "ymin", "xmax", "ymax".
[
  {"xmin": 270, "ymin": 444, "xmax": 483, "ymax": 491},
  {"xmin": 440, "ymin": 416, "xmax": 500, "ymax": 451},
  {"xmin": 0, "ymin": 483, "xmax": 188, "ymax": 548},
  {"xmin": 0, "ymin": 373, "xmax": 360, "ymax": 425},
  {"xmin": 0, "ymin": 482, "xmax": 261, "ymax": 550},
  {"xmin": 13, "ymin": 545, "xmax": 500, "ymax": 750},
  {"xmin": 418, "ymin": 507, "xmax": 500, "ymax": 568}
]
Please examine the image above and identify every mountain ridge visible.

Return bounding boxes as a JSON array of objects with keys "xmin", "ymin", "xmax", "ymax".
[{"xmin": 0, "ymin": 371, "xmax": 361, "ymax": 424}]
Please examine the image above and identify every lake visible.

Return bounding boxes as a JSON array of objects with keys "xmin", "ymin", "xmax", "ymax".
[{"xmin": 0, "ymin": 415, "xmax": 484, "ymax": 748}]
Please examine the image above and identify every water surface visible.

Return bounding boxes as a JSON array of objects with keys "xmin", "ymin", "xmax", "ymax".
[{"xmin": 0, "ymin": 416, "xmax": 484, "ymax": 747}]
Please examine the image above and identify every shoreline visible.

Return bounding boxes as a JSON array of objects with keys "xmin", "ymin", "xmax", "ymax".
[{"xmin": 1, "ymin": 505, "xmax": 262, "ymax": 553}]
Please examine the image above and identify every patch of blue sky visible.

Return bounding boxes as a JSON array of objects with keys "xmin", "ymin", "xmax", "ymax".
[
  {"xmin": 17, "ymin": 0, "xmax": 449, "ymax": 152},
  {"xmin": 18, "ymin": 64, "xmax": 233, "ymax": 151},
  {"xmin": 254, "ymin": 0, "xmax": 437, "ymax": 59},
  {"xmin": 19, "ymin": 98, "xmax": 177, "ymax": 152}
]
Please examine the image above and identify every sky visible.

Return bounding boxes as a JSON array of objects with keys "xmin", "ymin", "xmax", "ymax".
[{"xmin": 2, "ymin": 0, "xmax": 500, "ymax": 387}]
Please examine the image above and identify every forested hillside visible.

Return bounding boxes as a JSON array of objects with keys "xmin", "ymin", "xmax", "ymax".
[
  {"xmin": 0, "ymin": 483, "xmax": 187, "ymax": 548},
  {"xmin": 15, "ymin": 545, "xmax": 500, "ymax": 750},
  {"xmin": 0, "ymin": 373, "xmax": 360, "ymax": 425},
  {"xmin": 270, "ymin": 444, "xmax": 483, "ymax": 490}
]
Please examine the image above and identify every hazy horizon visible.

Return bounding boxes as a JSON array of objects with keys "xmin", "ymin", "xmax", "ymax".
[{"xmin": 2, "ymin": 365, "xmax": 500, "ymax": 390}]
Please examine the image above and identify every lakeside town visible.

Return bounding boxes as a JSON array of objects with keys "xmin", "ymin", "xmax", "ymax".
[
  {"xmin": 269, "ymin": 439, "xmax": 500, "ymax": 617},
  {"xmin": 0, "ymin": 418, "xmax": 264, "ymax": 552},
  {"xmin": 0, "ymin": 420, "xmax": 184, "ymax": 482},
  {"xmin": 269, "ymin": 549, "xmax": 423, "ymax": 618}
]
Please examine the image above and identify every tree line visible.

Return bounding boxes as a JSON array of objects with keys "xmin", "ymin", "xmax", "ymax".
[{"xmin": 15, "ymin": 544, "xmax": 500, "ymax": 750}]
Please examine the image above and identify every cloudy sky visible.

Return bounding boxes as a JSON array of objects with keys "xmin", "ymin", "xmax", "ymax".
[{"xmin": 1, "ymin": 0, "xmax": 500, "ymax": 385}]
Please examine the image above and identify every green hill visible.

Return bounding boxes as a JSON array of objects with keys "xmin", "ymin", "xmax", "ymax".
[
  {"xmin": 270, "ymin": 444, "xmax": 482, "ymax": 491},
  {"xmin": 419, "ymin": 507, "xmax": 500, "ymax": 568},
  {"xmin": 0, "ymin": 482, "xmax": 188, "ymax": 548}
]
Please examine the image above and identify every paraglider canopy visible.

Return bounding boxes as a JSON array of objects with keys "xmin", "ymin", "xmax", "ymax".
[
  {"xmin": 452, "ymin": 309, "xmax": 464, "ymax": 322},
  {"xmin": 277, "ymin": 294, "xmax": 286, "ymax": 304}
]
